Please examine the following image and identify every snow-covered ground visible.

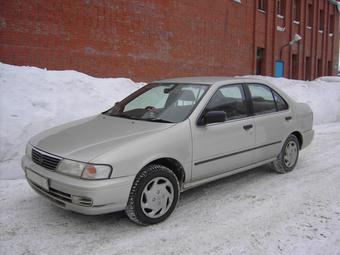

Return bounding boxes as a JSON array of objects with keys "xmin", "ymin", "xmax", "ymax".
[
  {"xmin": 1, "ymin": 122, "xmax": 339, "ymax": 255},
  {"xmin": 1, "ymin": 63, "xmax": 340, "ymax": 254}
]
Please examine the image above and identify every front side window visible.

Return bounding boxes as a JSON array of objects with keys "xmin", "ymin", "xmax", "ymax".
[
  {"xmin": 248, "ymin": 84, "xmax": 276, "ymax": 115},
  {"xmin": 104, "ymin": 83, "xmax": 208, "ymax": 123},
  {"xmin": 205, "ymin": 84, "xmax": 248, "ymax": 120}
]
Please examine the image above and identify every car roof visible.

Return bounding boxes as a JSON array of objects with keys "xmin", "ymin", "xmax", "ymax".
[{"xmin": 154, "ymin": 76, "xmax": 244, "ymax": 85}]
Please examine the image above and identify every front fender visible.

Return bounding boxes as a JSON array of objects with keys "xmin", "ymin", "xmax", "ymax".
[{"xmin": 92, "ymin": 120, "xmax": 193, "ymax": 180}]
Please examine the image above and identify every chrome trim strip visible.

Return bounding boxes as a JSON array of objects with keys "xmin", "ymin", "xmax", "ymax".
[{"xmin": 194, "ymin": 140, "xmax": 282, "ymax": 166}]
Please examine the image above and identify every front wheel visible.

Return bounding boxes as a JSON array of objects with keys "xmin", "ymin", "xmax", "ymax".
[
  {"xmin": 270, "ymin": 134, "xmax": 300, "ymax": 174},
  {"xmin": 125, "ymin": 164, "xmax": 179, "ymax": 225}
]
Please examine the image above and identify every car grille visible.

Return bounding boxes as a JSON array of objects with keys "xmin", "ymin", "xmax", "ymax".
[{"xmin": 32, "ymin": 148, "xmax": 61, "ymax": 171}]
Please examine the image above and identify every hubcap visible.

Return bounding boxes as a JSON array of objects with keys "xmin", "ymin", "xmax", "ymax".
[
  {"xmin": 283, "ymin": 141, "xmax": 298, "ymax": 167},
  {"xmin": 140, "ymin": 177, "xmax": 174, "ymax": 218}
]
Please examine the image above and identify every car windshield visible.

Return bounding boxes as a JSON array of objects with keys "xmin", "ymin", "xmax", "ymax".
[{"xmin": 103, "ymin": 83, "xmax": 209, "ymax": 123}]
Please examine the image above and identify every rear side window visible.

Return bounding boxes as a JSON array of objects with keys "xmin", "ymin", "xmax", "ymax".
[
  {"xmin": 273, "ymin": 91, "xmax": 288, "ymax": 111},
  {"xmin": 248, "ymin": 84, "xmax": 276, "ymax": 115},
  {"xmin": 205, "ymin": 84, "xmax": 248, "ymax": 120}
]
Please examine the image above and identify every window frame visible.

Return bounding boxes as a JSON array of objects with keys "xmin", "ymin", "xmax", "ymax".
[
  {"xmin": 272, "ymin": 90, "xmax": 289, "ymax": 112},
  {"xmin": 307, "ymin": 3, "xmax": 313, "ymax": 28},
  {"xmin": 293, "ymin": 0, "xmax": 301, "ymax": 22},
  {"xmin": 276, "ymin": 0, "xmax": 285, "ymax": 17},
  {"xmin": 103, "ymin": 82, "xmax": 210, "ymax": 123},
  {"xmin": 196, "ymin": 82, "xmax": 290, "ymax": 126},
  {"xmin": 244, "ymin": 83, "xmax": 289, "ymax": 116},
  {"xmin": 258, "ymin": 0, "xmax": 266, "ymax": 12},
  {"xmin": 319, "ymin": 9, "xmax": 325, "ymax": 31},
  {"xmin": 329, "ymin": 14, "xmax": 334, "ymax": 34},
  {"xmin": 197, "ymin": 83, "xmax": 251, "ymax": 125}
]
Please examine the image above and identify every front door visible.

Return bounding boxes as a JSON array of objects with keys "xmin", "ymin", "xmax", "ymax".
[{"xmin": 191, "ymin": 84, "xmax": 255, "ymax": 182}]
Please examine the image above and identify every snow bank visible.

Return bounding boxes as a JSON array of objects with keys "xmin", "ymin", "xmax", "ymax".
[
  {"xmin": 315, "ymin": 76, "xmax": 340, "ymax": 83},
  {"xmin": 245, "ymin": 75, "xmax": 340, "ymax": 126},
  {"xmin": 0, "ymin": 63, "xmax": 143, "ymax": 179},
  {"xmin": 0, "ymin": 63, "xmax": 340, "ymax": 180}
]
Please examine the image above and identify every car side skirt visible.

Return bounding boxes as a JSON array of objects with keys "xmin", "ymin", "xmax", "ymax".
[{"xmin": 182, "ymin": 157, "xmax": 276, "ymax": 191}]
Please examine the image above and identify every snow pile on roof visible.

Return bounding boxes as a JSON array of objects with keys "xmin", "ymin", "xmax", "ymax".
[
  {"xmin": 0, "ymin": 63, "xmax": 143, "ymax": 179},
  {"xmin": 0, "ymin": 63, "xmax": 340, "ymax": 179}
]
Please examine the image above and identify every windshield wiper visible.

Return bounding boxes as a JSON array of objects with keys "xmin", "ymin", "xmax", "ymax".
[
  {"xmin": 109, "ymin": 114, "xmax": 173, "ymax": 123},
  {"xmin": 112, "ymin": 114, "xmax": 140, "ymax": 120},
  {"xmin": 145, "ymin": 118, "xmax": 174, "ymax": 123}
]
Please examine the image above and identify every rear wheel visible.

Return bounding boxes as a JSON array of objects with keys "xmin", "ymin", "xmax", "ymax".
[
  {"xmin": 270, "ymin": 134, "xmax": 299, "ymax": 174},
  {"xmin": 125, "ymin": 164, "xmax": 179, "ymax": 225}
]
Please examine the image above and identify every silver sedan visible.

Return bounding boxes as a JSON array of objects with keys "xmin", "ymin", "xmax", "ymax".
[{"xmin": 22, "ymin": 77, "xmax": 314, "ymax": 225}]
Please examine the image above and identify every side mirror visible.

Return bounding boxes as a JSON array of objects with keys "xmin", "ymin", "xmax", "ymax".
[{"xmin": 198, "ymin": 111, "xmax": 226, "ymax": 125}]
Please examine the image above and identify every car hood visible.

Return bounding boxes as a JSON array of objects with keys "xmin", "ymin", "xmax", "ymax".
[{"xmin": 30, "ymin": 114, "xmax": 174, "ymax": 162}]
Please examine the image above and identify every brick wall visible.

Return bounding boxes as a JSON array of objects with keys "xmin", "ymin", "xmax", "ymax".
[{"xmin": 0, "ymin": 0, "xmax": 338, "ymax": 81}]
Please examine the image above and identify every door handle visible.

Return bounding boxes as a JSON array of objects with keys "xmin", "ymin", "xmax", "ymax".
[
  {"xmin": 285, "ymin": 116, "xmax": 292, "ymax": 121},
  {"xmin": 243, "ymin": 124, "xmax": 253, "ymax": 131}
]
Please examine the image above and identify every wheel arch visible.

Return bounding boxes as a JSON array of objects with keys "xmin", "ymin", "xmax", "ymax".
[
  {"xmin": 143, "ymin": 157, "xmax": 186, "ymax": 188},
  {"xmin": 291, "ymin": 131, "xmax": 303, "ymax": 149}
]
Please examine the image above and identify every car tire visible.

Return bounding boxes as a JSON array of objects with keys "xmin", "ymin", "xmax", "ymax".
[
  {"xmin": 270, "ymin": 134, "xmax": 300, "ymax": 174},
  {"xmin": 125, "ymin": 164, "xmax": 180, "ymax": 225}
]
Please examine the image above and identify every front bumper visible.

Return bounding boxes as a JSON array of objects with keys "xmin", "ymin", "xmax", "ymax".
[{"xmin": 21, "ymin": 155, "xmax": 135, "ymax": 215}]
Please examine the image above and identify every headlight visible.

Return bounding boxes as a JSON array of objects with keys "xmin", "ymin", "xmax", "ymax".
[
  {"xmin": 25, "ymin": 143, "xmax": 32, "ymax": 159},
  {"xmin": 57, "ymin": 159, "xmax": 86, "ymax": 177},
  {"xmin": 56, "ymin": 159, "xmax": 112, "ymax": 180}
]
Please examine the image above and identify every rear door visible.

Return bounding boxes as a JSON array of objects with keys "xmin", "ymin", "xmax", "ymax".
[
  {"xmin": 191, "ymin": 84, "xmax": 255, "ymax": 182},
  {"xmin": 246, "ymin": 83, "xmax": 293, "ymax": 162}
]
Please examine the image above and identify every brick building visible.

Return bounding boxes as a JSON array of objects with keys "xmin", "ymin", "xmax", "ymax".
[{"xmin": 0, "ymin": 0, "xmax": 339, "ymax": 81}]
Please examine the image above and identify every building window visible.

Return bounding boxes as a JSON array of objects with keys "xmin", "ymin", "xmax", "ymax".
[
  {"xmin": 258, "ymin": 0, "xmax": 266, "ymax": 11},
  {"xmin": 256, "ymin": 47, "xmax": 265, "ymax": 75},
  {"xmin": 277, "ymin": 0, "xmax": 285, "ymax": 16},
  {"xmin": 327, "ymin": 61, "xmax": 333, "ymax": 76},
  {"xmin": 329, "ymin": 14, "xmax": 334, "ymax": 34},
  {"xmin": 292, "ymin": 54, "xmax": 299, "ymax": 79},
  {"xmin": 319, "ymin": 9, "xmax": 324, "ymax": 31},
  {"xmin": 293, "ymin": 0, "xmax": 300, "ymax": 22},
  {"xmin": 305, "ymin": 57, "xmax": 312, "ymax": 80},
  {"xmin": 317, "ymin": 59, "xmax": 322, "ymax": 77},
  {"xmin": 307, "ymin": 3, "xmax": 313, "ymax": 28}
]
